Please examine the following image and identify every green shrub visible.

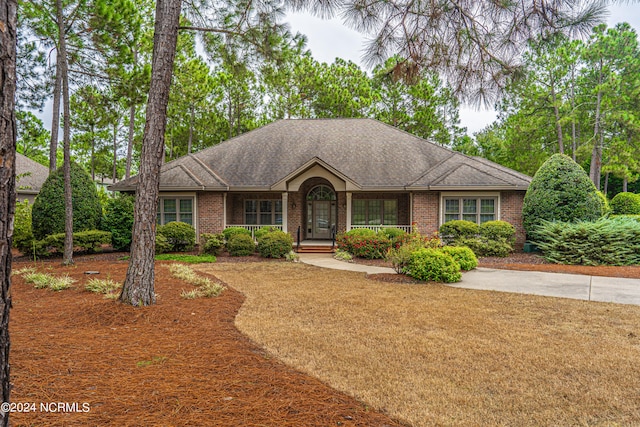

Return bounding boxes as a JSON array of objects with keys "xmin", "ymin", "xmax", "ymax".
[
  {"xmin": 522, "ymin": 154, "xmax": 605, "ymax": 237},
  {"xmin": 155, "ymin": 234, "xmax": 171, "ymax": 254},
  {"xmin": 533, "ymin": 217, "xmax": 640, "ymax": 265},
  {"xmin": 345, "ymin": 228, "xmax": 377, "ymax": 237},
  {"xmin": 33, "ymin": 230, "xmax": 112, "ymax": 256},
  {"xmin": 610, "ymin": 192, "xmax": 640, "ymax": 215},
  {"xmin": 439, "ymin": 220, "xmax": 479, "ymax": 244},
  {"xmin": 13, "ymin": 200, "xmax": 34, "ymax": 254},
  {"xmin": 254, "ymin": 226, "xmax": 280, "ymax": 241},
  {"xmin": 441, "ymin": 246, "xmax": 478, "ymax": 271},
  {"xmin": 103, "ymin": 193, "xmax": 135, "ymax": 251},
  {"xmin": 157, "ymin": 221, "xmax": 196, "ymax": 252},
  {"xmin": 199, "ymin": 233, "xmax": 225, "ymax": 255},
  {"xmin": 453, "ymin": 236, "xmax": 512, "ymax": 257},
  {"xmin": 385, "ymin": 231, "xmax": 443, "ymax": 273},
  {"xmin": 406, "ymin": 248, "xmax": 462, "ymax": 283},
  {"xmin": 222, "ymin": 226, "xmax": 251, "ymax": 241},
  {"xmin": 227, "ymin": 233, "xmax": 255, "ymax": 256},
  {"xmin": 478, "ymin": 220, "xmax": 516, "ymax": 245},
  {"xmin": 610, "ymin": 214, "xmax": 640, "ymax": 222},
  {"xmin": 333, "ymin": 249, "xmax": 353, "ymax": 262},
  {"xmin": 257, "ymin": 230, "xmax": 293, "ymax": 258},
  {"xmin": 32, "ymin": 162, "xmax": 102, "ymax": 240},
  {"xmin": 336, "ymin": 234, "xmax": 391, "ymax": 259}
]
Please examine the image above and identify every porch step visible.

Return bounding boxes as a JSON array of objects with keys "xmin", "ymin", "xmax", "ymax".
[{"xmin": 295, "ymin": 245, "xmax": 336, "ymax": 254}]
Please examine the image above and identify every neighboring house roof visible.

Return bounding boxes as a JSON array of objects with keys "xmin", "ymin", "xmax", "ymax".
[
  {"xmin": 110, "ymin": 118, "xmax": 531, "ymax": 192},
  {"xmin": 16, "ymin": 153, "xmax": 49, "ymax": 196}
]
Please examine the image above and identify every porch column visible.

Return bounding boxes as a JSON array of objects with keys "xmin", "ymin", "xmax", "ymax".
[
  {"xmin": 223, "ymin": 193, "xmax": 227, "ymax": 229},
  {"xmin": 282, "ymin": 192, "xmax": 288, "ymax": 233},
  {"xmin": 346, "ymin": 192, "xmax": 352, "ymax": 231},
  {"xmin": 409, "ymin": 192, "xmax": 413, "ymax": 231}
]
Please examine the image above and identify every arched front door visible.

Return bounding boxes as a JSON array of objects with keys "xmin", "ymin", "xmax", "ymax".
[{"xmin": 307, "ymin": 185, "xmax": 337, "ymax": 239}]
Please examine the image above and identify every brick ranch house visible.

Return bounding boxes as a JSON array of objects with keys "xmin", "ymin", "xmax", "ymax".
[{"xmin": 110, "ymin": 119, "xmax": 531, "ymax": 249}]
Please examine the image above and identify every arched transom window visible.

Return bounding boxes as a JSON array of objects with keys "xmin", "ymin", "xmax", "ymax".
[{"xmin": 307, "ymin": 185, "xmax": 336, "ymax": 201}]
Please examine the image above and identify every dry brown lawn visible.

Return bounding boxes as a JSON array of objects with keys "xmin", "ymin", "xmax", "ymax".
[{"xmin": 197, "ymin": 262, "xmax": 640, "ymax": 427}]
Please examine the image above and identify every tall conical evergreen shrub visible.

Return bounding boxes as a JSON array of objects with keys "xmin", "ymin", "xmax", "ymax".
[
  {"xmin": 522, "ymin": 154, "xmax": 605, "ymax": 236},
  {"xmin": 32, "ymin": 162, "xmax": 102, "ymax": 240}
]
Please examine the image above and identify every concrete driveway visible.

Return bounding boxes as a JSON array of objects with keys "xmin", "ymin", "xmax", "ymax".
[
  {"xmin": 298, "ymin": 254, "xmax": 640, "ymax": 306},
  {"xmin": 451, "ymin": 267, "xmax": 640, "ymax": 306}
]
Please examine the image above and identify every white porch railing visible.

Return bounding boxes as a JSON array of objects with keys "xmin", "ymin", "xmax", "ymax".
[
  {"xmin": 349, "ymin": 225, "xmax": 413, "ymax": 233},
  {"xmin": 225, "ymin": 224, "xmax": 283, "ymax": 239}
]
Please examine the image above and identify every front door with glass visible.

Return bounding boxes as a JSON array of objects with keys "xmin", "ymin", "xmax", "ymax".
[{"xmin": 306, "ymin": 186, "xmax": 336, "ymax": 239}]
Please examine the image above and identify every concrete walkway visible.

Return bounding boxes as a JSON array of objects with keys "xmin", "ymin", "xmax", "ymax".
[
  {"xmin": 297, "ymin": 253, "xmax": 397, "ymax": 275},
  {"xmin": 298, "ymin": 253, "xmax": 640, "ymax": 306}
]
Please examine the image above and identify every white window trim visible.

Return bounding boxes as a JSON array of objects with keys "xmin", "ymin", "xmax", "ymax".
[
  {"xmin": 439, "ymin": 192, "xmax": 500, "ymax": 226},
  {"xmin": 244, "ymin": 199, "xmax": 284, "ymax": 226},
  {"xmin": 158, "ymin": 192, "xmax": 198, "ymax": 236}
]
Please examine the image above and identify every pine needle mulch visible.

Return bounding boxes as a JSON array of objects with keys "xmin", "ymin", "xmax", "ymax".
[
  {"xmin": 9, "ymin": 257, "xmax": 402, "ymax": 427},
  {"xmin": 200, "ymin": 262, "xmax": 640, "ymax": 427}
]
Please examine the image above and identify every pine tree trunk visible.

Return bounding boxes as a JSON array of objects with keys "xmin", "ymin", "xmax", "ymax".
[
  {"xmin": 551, "ymin": 81, "xmax": 564, "ymax": 154},
  {"xmin": 125, "ymin": 49, "xmax": 138, "ymax": 180},
  {"xmin": 120, "ymin": 0, "xmax": 182, "ymax": 306},
  {"xmin": 126, "ymin": 103, "xmax": 135, "ymax": 179},
  {"xmin": 589, "ymin": 62, "xmax": 603, "ymax": 189},
  {"xmin": 112, "ymin": 123, "xmax": 118, "ymax": 182},
  {"xmin": 57, "ymin": 0, "xmax": 73, "ymax": 265},
  {"xmin": 49, "ymin": 57, "xmax": 62, "ymax": 173},
  {"xmin": 0, "ymin": 1, "xmax": 17, "ymax": 425}
]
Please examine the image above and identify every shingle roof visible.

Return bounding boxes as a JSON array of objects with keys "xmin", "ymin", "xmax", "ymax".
[
  {"xmin": 110, "ymin": 118, "xmax": 531, "ymax": 192},
  {"xmin": 16, "ymin": 153, "xmax": 49, "ymax": 195}
]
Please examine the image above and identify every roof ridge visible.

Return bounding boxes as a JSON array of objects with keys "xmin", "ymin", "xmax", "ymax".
[
  {"xmin": 408, "ymin": 152, "xmax": 456, "ymax": 187},
  {"xmin": 190, "ymin": 155, "xmax": 228, "ymax": 186},
  {"xmin": 431, "ymin": 163, "xmax": 511, "ymax": 186},
  {"xmin": 178, "ymin": 164, "xmax": 204, "ymax": 187},
  {"xmin": 470, "ymin": 156, "xmax": 532, "ymax": 182}
]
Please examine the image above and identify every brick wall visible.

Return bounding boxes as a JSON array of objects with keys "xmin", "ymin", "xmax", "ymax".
[
  {"xmin": 197, "ymin": 192, "xmax": 225, "ymax": 235},
  {"xmin": 500, "ymin": 190, "xmax": 526, "ymax": 248},
  {"xmin": 411, "ymin": 192, "xmax": 440, "ymax": 235}
]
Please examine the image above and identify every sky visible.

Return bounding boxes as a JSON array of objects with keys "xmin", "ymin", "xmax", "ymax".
[{"xmin": 286, "ymin": 4, "xmax": 640, "ymax": 134}]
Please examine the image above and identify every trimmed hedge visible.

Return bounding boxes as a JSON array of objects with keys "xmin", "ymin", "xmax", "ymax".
[
  {"xmin": 227, "ymin": 234, "xmax": 255, "ymax": 256},
  {"xmin": 32, "ymin": 162, "xmax": 102, "ymax": 240},
  {"xmin": 200, "ymin": 233, "xmax": 225, "ymax": 255},
  {"xmin": 478, "ymin": 220, "xmax": 515, "ymax": 245},
  {"xmin": 406, "ymin": 248, "xmax": 462, "ymax": 283},
  {"xmin": 439, "ymin": 219, "xmax": 515, "ymax": 257},
  {"xmin": 533, "ymin": 217, "xmax": 640, "ymax": 265},
  {"xmin": 257, "ymin": 230, "xmax": 293, "ymax": 258},
  {"xmin": 610, "ymin": 192, "xmax": 640, "ymax": 215},
  {"xmin": 522, "ymin": 154, "xmax": 605, "ymax": 237},
  {"xmin": 336, "ymin": 233, "xmax": 391, "ymax": 259},
  {"xmin": 439, "ymin": 220, "xmax": 479, "ymax": 243},
  {"xmin": 157, "ymin": 221, "xmax": 196, "ymax": 252},
  {"xmin": 441, "ymin": 246, "xmax": 478, "ymax": 271},
  {"xmin": 222, "ymin": 227, "xmax": 251, "ymax": 241}
]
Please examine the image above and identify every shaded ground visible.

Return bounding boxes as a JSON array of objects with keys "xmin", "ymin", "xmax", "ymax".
[{"xmin": 10, "ymin": 256, "xmax": 402, "ymax": 427}]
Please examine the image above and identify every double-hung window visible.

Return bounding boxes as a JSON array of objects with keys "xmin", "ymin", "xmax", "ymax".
[
  {"xmin": 352, "ymin": 199, "xmax": 398, "ymax": 225},
  {"xmin": 158, "ymin": 197, "xmax": 194, "ymax": 225},
  {"xmin": 443, "ymin": 197, "xmax": 496, "ymax": 224},
  {"xmin": 245, "ymin": 200, "xmax": 283, "ymax": 225}
]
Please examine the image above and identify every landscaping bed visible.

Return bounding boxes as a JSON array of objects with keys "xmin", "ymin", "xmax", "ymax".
[{"xmin": 9, "ymin": 256, "xmax": 401, "ymax": 427}]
